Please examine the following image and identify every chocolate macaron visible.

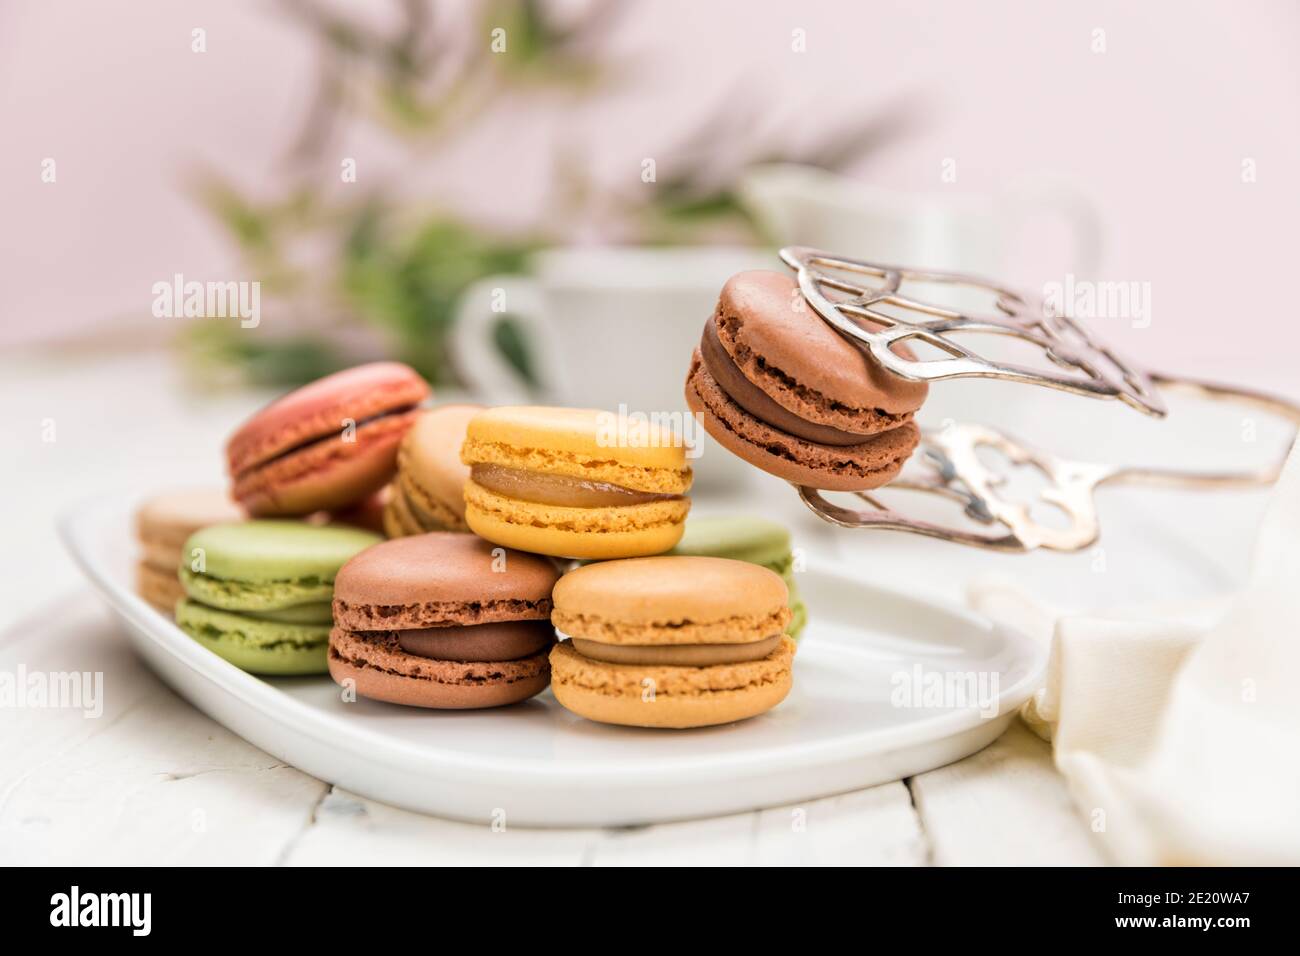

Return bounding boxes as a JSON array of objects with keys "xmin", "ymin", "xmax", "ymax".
[
  {"xmin": 685, "ymin": 270, "xmax": 927, "ymax": 490},
  {"xmin": 329, "ymin": 532, "xmax": 560, "ymax": 709}
]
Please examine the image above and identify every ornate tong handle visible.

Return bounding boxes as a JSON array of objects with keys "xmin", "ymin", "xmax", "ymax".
[
  {"xmin": 798, "ymin": 375, "xmax": 1300, "ymax": 553},
  {"xmin": 780, "ymin": 246, "xmax": 1167, "ymax": 417}
]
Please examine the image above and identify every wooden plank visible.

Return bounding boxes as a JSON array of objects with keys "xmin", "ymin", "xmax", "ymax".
[
  {"xmin": 281, "ymin": 788, "xmax": 596, "ymax": 866},
  {"xmin": 753, "ymin": 782, "xmax": 928, "ymax": 866},
  {"xmin": 584, "ymin": 780, "xmax": 927, "ymax": 866},
  {"xmin": 586, "ymin": 811, "xmax": 758, "ymax": 866},
  {"xmin": 906, "ymin": 721, "xmax": 1105, "ymax": 866},
  {"xmin": 0, "ymin": 599, "xmax": 328, "ymax": 866}
]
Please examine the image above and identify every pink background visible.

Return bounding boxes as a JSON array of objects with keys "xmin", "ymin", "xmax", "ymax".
[{"xmin": 2, "ymin": 0, "xmax": 1297, "ymax": 379}]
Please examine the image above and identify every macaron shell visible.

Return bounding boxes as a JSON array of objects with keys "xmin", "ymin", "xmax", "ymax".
[
  {"xmin": 180, "ymin": 567, "xmax": 335, "ymax": 611},
  {"xmin": 670, "ymin": 515, "xmax": 792, "ymax": 570},
  {"xmin": 332, "ymin": 532, "xmax": 559, "ymax": 630},
  {"xmin": 703, "ymin": 315, "xmax": 908, "ymax": 443},
  {"xmin": 328, "ymin": 629, "xmax": 550, "ymax": 709},
  {"xmin": 462, "ymin": 406, "xmax": 692, "ymax": 494},
  {"xmin": 184, "ymin": 521, "xmax": 382, "ymax": 582},
  {"xmin": 180, "ymin": 521, "xmax": 381, "ymax": 611},
  {"xmin": 136, "ymin": 562, "xmax": 185, "ymax": 613},
  {"xmin": 226, "ymin": 362, "xmax": 430, "ymax": 476},
  {"xmin": 464, "ymin": 481, "xmax": 688, "ymax": 559},
  {"xmin": 140, "ymin": 540, "xmax": 188, "ymax": 570},
  {"xmin": 136, "ymin": 489, "xmax": 246, "ymax": 552},
  {"xmin": 381, "ymin": 506, "xmax": 405, "ymax": 539},
  {"xmin": 670, "ymin": 515, "xmax": 807, "ymax": 641},
  {"xmin": 382, "ymin": 480, "xmax": 428, "ymax": 537},
  {"xmin": 549, "ymin": 637, "xmax": 795, "ymax": 729},
  {"xmin": 399, "ymin": 404, "xmax": 482, "ymax": 522},
  {"xmin": 687, "ymin": 351, "xmax": 919, "ymax": 491},
  {"xmin": 176, "ymin": 599, "xmax": 330, "ymax": 675},
  {"xmin": 397, "ymin": 470, "xmax": 468, "ymax": 532},
  {"xmin": 714, "ymin": 271, "xmax": 928, "ymax": 422},
  {"xmin": 552, "ymin": 556, "xmax": 789, "ymax": 644},
  {"xmin": 331, "ymin": 490, "xmax": 390, "ymax": 536},
  {"xmin": 135, "ymin": 489, "xmax": 246, "ymax": 613},
  {"xmin": 233, "ymin": 408, "xmax": 420, "ymax": 516},
  {"xmin": 786, "ymin": 583, "xmax": 808, "ymax": 639}
]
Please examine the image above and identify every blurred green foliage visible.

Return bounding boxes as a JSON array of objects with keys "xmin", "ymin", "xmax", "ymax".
[
  {"xmin": 187, "ymin": 0, "xmax": 917, "ymax": 389},
  {"xmin": 342, "ymin": 212, "xmax": 537, "ymax": 383}
]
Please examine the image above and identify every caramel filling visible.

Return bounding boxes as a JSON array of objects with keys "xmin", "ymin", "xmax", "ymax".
[
  {"xmin": 570, "ymin": 634, "xmax": 782, "ymax": 667},
  {"xmin": 470, "ymin": 464, "xmax": 680, "ymax": 508},
  {"xmin": 397, "ymin": 620, "xmax": 553, "ymax": 662}
]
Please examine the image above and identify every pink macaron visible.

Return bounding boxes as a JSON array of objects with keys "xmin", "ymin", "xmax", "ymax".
[{"xmin": 227, "ymin": 362, "xmax": 431, "ymax": 516}]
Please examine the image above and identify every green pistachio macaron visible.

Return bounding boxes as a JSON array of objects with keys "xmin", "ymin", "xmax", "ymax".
[
  {"xmin": 178, "ymin": 521, "xmax": 381, "ymax": 612},
  {"xmin": 175, "ymin": 600, "xmax": 334, "ymax": 676},
  {"xmin": 176, "ymin": 520, "xmax": 381, "ymax": 674},
  {"xmin": 669, "ymin": 515, "xmax": 808, "ymax": 640}
]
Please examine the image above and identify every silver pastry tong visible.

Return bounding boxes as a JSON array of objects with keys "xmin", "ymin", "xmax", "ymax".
[{"xmin": 781, "ymin": 247, "xmax": 1300, "ymax": 553}]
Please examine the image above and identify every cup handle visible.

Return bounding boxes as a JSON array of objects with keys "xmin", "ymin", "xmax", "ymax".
[
  {"xmin": 1006, "ymin": 180, "xmax": 1104, "ymax": 277},
  {"xmin": 450, "ymin": 275, "xmax": 561, "ymax": 403}
]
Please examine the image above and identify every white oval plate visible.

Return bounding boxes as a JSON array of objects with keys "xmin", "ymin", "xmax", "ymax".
[{"xmin": 60, "ymin": 494, "xmax": 1046, "ymax": 827}]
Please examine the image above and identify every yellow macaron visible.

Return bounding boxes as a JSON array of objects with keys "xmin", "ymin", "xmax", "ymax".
[{"xmin": 460, "ymin": 406, "xmax": 693, "ymax": 559}]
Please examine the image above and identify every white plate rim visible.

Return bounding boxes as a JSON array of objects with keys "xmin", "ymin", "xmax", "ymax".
[{"xmin": 58, "ymin": 493, "xmax": 1048, "ymax": 791}]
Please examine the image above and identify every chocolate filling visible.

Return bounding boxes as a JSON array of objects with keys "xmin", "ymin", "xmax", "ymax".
[
  {"xmin": 239, "ymin": 404, "xmax": 421, "ymax": 476},
  {"xmin": 570, "ymin": 634, "xmax": 782, "ymax": 666},
  {"xmin": 470, "ymin": 464, "xmax": 680, "ymax": 508},
  {"xmin": 395, "ymin": 620, "xmax": 555, "ymax": 662},
  {"xmin": 700, "ymin": 317, "xmax": 875, "ymax": 446}
]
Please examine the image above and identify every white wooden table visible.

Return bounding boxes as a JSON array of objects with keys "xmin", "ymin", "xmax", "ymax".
[{"xmin": 2, "ymin": 349, "xmax": 1283, "ymax": 865}]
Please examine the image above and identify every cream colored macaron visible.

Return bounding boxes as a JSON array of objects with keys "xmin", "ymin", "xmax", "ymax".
[
  {"xmin": 385, "ymin": 404, "xmax": 483, "ymax": 536},
  {"xmin": 134, "ymin": 488, "xmax": 245, "ymax": 614}
]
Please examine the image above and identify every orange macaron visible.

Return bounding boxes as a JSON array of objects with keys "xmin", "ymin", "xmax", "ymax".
[{"xmin": 226, "ymin": 362, "xmax": 430, "ymax": 516}]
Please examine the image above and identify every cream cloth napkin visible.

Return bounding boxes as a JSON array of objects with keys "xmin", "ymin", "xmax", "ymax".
[{"xmin": 968, "ymin": 442, "xmax": 1300, "ymax": 866}]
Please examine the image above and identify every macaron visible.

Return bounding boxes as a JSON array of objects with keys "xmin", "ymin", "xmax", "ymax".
[
  {"xmin": 549, "ymin": 556, "xmax": 796, "ymax": 729},
  {"xmin": 134, "ymin": 489, "xmax": 245, "ymax": 614},
  {"xmin": 329, "ymin": 533, "xmax": 561, "ymax": 709},
  {"xmin": 685, "ymin": 270, "xmax": 927, "ymax": 490},
  {"xmin": 331, "ymin": 489, "xmax": 390, "ymax": 536},
  {"xmin": 176, "ymin": 521, "xmax": 381, "ymax": 675},
  {"xmin": 460, "ymin": 406, "xmax": 693, "ymax": 559},
  {"xmin": 670, "ymin": 515, "xmax": 807, "ymax": 640},
  {"xmin": 384, "ymin": 404, "xmax": 483, "ymax": 537},
  {"xmin": 175, "ymin": 601, "xmax": 339, "ymax": 676},
  {"xmin": 226, "ymin": 362, "xmax": 430, "ymax": 516}
]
